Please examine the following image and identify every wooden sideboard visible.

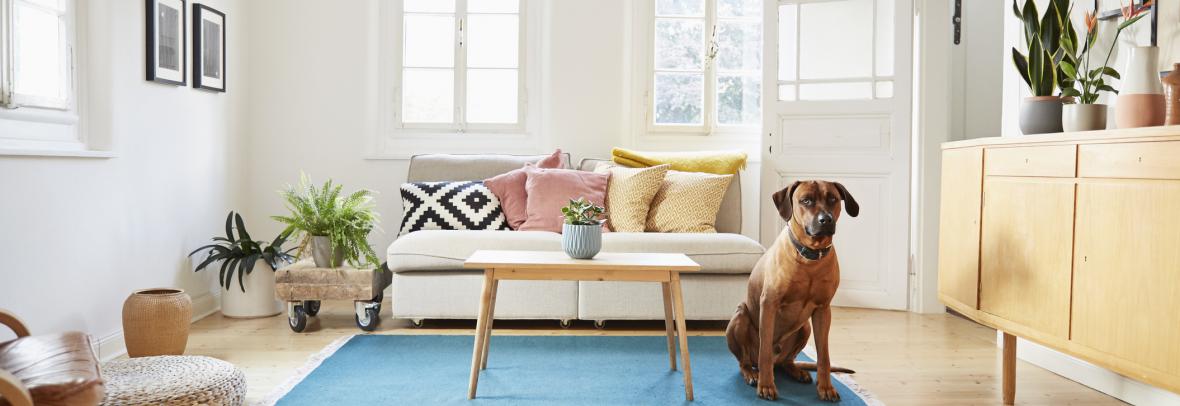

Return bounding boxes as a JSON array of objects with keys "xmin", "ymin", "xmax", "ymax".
[{"xmin": 938, "ymin": 127, "xmax": 1180, "ymax": 404}]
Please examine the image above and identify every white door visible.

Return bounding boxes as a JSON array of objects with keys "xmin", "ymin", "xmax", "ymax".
[{"xmin": 760, "ymin": 0, "xmax": 912, "ymax": 310}]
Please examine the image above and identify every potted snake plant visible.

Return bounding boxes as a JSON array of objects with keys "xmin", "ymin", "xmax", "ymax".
[
  {"xmin": 189, "ymin": 212, "xmax": 296, "ymax": 318},
  {"xmin": 560, "ymin": 198, "xmax": 606, "ymax": 259},
  {"xmin": 1011, "ymin": 0, "xmax": 1072, "ymax": 134},
  {"xmin": 273, "ymin": 174, "xmax": 382, "ymax": 268}
]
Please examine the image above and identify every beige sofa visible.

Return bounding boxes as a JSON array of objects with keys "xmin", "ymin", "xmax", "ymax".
[{"xmin": 386, "ymin": 153, "xmax": 765, "ymax": 326}]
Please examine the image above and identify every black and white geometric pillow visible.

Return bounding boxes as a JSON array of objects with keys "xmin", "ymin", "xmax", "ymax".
[{"xmin": 398, "ymin": 181, "xmax": 510, "ymax": 236}]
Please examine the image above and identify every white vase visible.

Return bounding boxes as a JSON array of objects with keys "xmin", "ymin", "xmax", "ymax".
[
  {"xmin": 1115, "ymin": 46, "xmax": 1166, "ymax": 128},
  {"xmin": 1062, "ymin": 103, "xmax": 1107, "ymax": 132},
  {"xmin": 220, "ymin": 259, "xmax": 283, "ymax": 318}
]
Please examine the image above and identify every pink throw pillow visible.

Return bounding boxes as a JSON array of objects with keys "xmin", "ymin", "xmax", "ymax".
[
  {"xmin": 484, "ymin": 150, "xmax": 567, "ymax": 229},
  {"xmin": 518, "ymin": 166, "xmax": 609, "ymax": 233}
]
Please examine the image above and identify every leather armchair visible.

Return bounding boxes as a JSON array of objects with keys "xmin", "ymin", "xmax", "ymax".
[{"xmin": 0, "ymin": 309, "xmax": 104, "ymax": 406}]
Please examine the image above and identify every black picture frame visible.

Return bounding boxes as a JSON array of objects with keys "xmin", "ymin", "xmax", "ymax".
[
  {"xmin": 145, "ymin": 0, "xmax": 187, "ymax": 86},
  {"xmin": 192, "ymin": 4, "xmax": 226, "ymax": 92}
]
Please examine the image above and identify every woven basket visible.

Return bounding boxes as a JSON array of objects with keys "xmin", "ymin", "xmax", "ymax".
[{"xmin": 122, "ymin": 288, "xmax": 192, "ymax": 358}]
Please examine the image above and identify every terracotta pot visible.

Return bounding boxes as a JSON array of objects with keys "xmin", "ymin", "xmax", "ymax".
[
  {"xmin": 1063, "ymin": 103, "xmax": 1107, "ymax": 132},
  {"xmin": 1162, "ymin": 63, "xmax": 1180, "ymax": 125},
  {"xmin": 122, "ymin": 288, "xmax": 192, "ymax": 357},
  {"xmin": 1019, "ymin": 96, "xmax": 1064, "ymax": 134},
  {"xmin": 1116, "ymin": 46, "xmax": 1166, "ymax": 128}
]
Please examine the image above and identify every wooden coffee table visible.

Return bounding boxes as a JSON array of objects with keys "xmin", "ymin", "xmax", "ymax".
[{"xmin": 463, "ymin": 250, "xmax": 701, "ymax": 401}]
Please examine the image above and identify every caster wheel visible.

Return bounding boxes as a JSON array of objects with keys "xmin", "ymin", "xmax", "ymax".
[
  {"xmin": 356, "ymin": 306, "xmax": 380, "ymax": 331},
  {"xmin": 303, "ymin": 300, "xmax": 321, "ymax": 317},
  {"xmin": 559, "ymin": 319, "xmax": 573, "ymax": 329},
  {"xmin": 410, "ymin": 319, "xmax": 424, "ymax": 328},
  {"xmin": 594, "ymin": 320, "xmax": 607, "ymax": 329},
  {"xmin": 373, "ymin": 292, "xmax": 384, "ymax": 314},
  {"xmin": 289, "ymin": 305, "xmax": 308, "ymax": 333}
]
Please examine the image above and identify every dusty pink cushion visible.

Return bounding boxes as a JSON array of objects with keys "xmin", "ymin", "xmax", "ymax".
[
  {"xmin": 484, "ymin": 150, "xmax": 567, "ymax": 229},
  {"xmin": 518, "ymin": 166, "xmax": 609, "ymax": 233}
]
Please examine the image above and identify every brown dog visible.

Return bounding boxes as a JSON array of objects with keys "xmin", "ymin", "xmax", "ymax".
[{"xmin": 726, "ymin": 180, "xmax": 858, "ymax": 401}]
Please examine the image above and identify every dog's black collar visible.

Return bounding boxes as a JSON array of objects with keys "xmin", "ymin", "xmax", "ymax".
[{"xmin": 788, "ymin": 221, "xmax": 832, "ymax": 261}]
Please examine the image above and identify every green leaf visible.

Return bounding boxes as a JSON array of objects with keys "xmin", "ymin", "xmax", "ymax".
[
  {"xmin": 1060, "ymin": 60, "xmax": 1077, "ymax": 80},
  {"xmin": 1101, "ymin": 66, "xmax": 1120, "ymax": 80},
  {"xmin": 224, "ymin": 212, "xmax": 235, "ymax": 243},
  {"xmin": 1061, "ymin": 87, "xmax": 1081, "ymax": 97},
  {"xmin": 234, "ymin": 213, "xmax": 253, "ymax": 243},
  {"xmin": 1118, "ymin": 14, "xmax": 1147, "ymax": 32},
  {"xmin": 1022, "ymin": 0, "xmax": 1040, "ymax": 46},
  {"xmin": 218, "ymin": 259, "xmax": 232, "ymax": 289},
  {"xmin": 1097, "ymin": 84, "xmax": 1118, "ymax": 94},
  {"xmin": 1013, "ymin": 48, "xmax": 1032, "ymax": 88},
  {"xmin": 1028, "ymin": 40, "xmax": 1045, "ymax": 95}
]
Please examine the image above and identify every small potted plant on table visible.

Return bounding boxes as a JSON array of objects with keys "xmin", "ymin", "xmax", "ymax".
[
  {"xmin": 189, "ymin": 212, "xmax": 296, "ymax": 318},
  {"xmin": 273, "ymin": 174, "xmax": 382, "ymax": 268},
  {"xmin": 561, "ymin": 198, "xmax": 606, "ymax": 259}
]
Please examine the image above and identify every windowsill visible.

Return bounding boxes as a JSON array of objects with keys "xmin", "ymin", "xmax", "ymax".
[{"xmin": 0, "ymin": 148, "xmax": 115, "ymax": 158}]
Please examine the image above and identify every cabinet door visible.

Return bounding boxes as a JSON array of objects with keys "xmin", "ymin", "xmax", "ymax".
[
  {"xmin": 1073, "ymin": 182, "xmax": 1180, "ymax": 377},
  {"xmin": 938, "ymin": 148, "xmax": 984, "ymax": 309},
  {"xmin": 979, "ymin": 178, "xmax": 1074, "ymax": 339}
]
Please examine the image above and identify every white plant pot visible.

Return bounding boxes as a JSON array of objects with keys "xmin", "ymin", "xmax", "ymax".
[
  {"xmin": 1062, "ymin": 103, "xmax": 1107, "ymax": 132},
  {"xmin": 220, "ymin": 259, "xmax": 283, "ymax": 318}
]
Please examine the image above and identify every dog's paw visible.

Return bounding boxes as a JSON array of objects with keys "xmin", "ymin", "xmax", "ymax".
[
  {"xmin": 785, "ymin": 367, "xmax": 812, "ymax": 383},
  {"xmin": 740, "ymin": 366, "xmax": 758, "ymax": 386},
  {"xmin": 756, "ymin": 381, "xmax": 778, "ymax": 401},
  {"xmin": 816, "ymin": 382, "xmax": 840, "ymax": 402}
]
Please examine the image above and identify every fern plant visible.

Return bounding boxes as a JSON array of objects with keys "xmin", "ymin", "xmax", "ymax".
[
  {"xmin": 189, "ymin": 212, "xmax": 296, "ymax": 292},
  {"xmin": 272, "ymin": 174, "xmax": 382, "ymax": 268}
]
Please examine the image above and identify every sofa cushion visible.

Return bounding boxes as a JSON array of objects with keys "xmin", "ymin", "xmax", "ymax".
[
  {"xmin": 594, "ymin": 163, "xmax": 669, "ymax": 232},
  {"xmin": 0, "ymin": 332, "xmax": 104, "ymax": 406},
  {"xmin": 398, "ymin": 181, "xmax": 509, "ymax": 235},
  {"xmin": 387, "ymin": 230, "xmax": 764, "ymax": 274},
  {"xmin": 484, "ymin": 149, "xmax": 567, "ymax": 229},
  {"xmin": 646, "ymin": 170, "xmax": 734, "ymax": 233},
  {"xmin": 519, "ymin": 167, "xmax": 609, "ymax": 232}
]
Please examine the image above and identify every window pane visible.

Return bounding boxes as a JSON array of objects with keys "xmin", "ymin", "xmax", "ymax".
[
  {"xmin": 467, "ymin": 69, "xmax": 518, "ymax": 123},
  {"xmin": 466, "ymin": 14, "xmax": 518, "ymax": 68},
  {"xmin": 468, "ymin": 0, "xmax": 518, "ymax": 14},
  {"xmin": 799, "ymin": 0, "xmax": 873, "ymax": 80},
  {"xmin": 404, "ymin": 15, "xmax": 455, "ymax": 68},
  {"xmin": 875, "ymin": 80, "xmax": 893, "ymax": 98},
  {"xmin": 717, "ymin": 75, "xmax": 760, "ymax": 125},
  {"xmin": 717, "ymin": 0, "xmax": 760, "ymax": 18},
  {"xmin": 876, "ymin": 0, "xmax": 895, "ymax": 76},
  {"xmin": 654, "ymin": 73, "xmax": 703, "ymax": 125},
  {"xmin": 716, "ymin": 21, "xmax": 761, "ymax": 72},
  {"xmin": 402, "ymin": 69, "xmax": 454, "ymax": 123},
  {"xmin": 13, "ymin": 4, "xmax": 66, "ymax": 100},
  {"xmin": 404, "ymin": 0, "xmax": 454, "ymax": 13},
  {"xmin": 655, "ymin": 19, "xmax": 704, "ymax": 70},
  {"xmin": 778, "ymin": 84, "xmax": 796, "ymax": 101},
  {"xmin": 777, "ymin": 4, "xmax": 797, "ymax": 81},
  {"xmin": 656, "ymin": 0, "xmax": 704, "ymax": 17},
  {"xmin": 799, "ymin": 81, "xmax": 872, "ymax": 100}
]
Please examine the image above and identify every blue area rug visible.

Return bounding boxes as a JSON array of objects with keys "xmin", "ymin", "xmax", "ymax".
[{"xmin": 266, "ymin": 334, "xmax": 881, "ymax": 405}]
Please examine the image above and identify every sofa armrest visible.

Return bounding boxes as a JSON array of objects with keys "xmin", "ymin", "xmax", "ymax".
[
  {"xmin": 0, "ymin": 309, "xmax": 30, "ymax": 338},
  {"xmin": 0, "ymin": 369, "xmax": 33, "ymax": 406}
]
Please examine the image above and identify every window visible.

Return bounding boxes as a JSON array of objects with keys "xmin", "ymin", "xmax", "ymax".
[
  {"xmin": 777, "ymin": 0, "xmax": 894, "ymax": 101},
  {"xmin": 397, "ymin": 0, "xmax": 524, "ymax": 130},
  {"xmin": 1, "ymin": 0, "xmax": 74, "ymax": 110},
  {"xmin": 649, "ymin": 0, "xmax": 762, "ymax": 132}
]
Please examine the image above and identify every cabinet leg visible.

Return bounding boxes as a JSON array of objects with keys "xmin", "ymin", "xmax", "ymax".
[{"xmin": 1002, "ymin": 332, "xmax": 1016, "ymax": 405}]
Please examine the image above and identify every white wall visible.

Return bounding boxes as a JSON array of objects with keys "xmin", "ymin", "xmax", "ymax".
[
  {"xmin": 239, "ymin": 0, "xmax": 761, "ymax": 254},
  {"xmin": 0, "ymin": 0, "xmax": 246, "ymax": 355}
]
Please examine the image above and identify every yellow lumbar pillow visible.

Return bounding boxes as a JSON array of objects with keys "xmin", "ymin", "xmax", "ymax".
[
  {"xmin": 646, "ymin": 170, "xmax": 733, "ymax": 233},
  {"xmin": 594, "ymin": 163, "xmax": 669, "ymax": 232},
  {"xmin": 610, "ymin": 147, "xmax": 747, "ymax": 175}
]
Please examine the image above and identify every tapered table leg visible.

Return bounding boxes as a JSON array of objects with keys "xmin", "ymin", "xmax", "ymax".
[
  {"xmin": 661, "ymin": 281, "xmax": 678, "ymax": 371},
  {"xmin": 670, "ymin": 272, "xmax": 694, "ymax": 401},
  {"xmin": 467, "ymin": 270, "xmax": 495, "ymax": 399},
  {"xmin": 1002, "ymin": 332, "xmax": 1016, "ymax": 405},
  {"xmin": 481, "ymin": 279, "xmax": 499, "ymax": 370}
]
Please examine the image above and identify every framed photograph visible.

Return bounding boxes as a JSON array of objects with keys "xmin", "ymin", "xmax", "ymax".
[
  {"xmin": 146, "ymin": 0, "xmax": 186, "ymax": 85},
  {"xmin": 192, "ymin": 4, "xmax": 226, "ymax": 92}
]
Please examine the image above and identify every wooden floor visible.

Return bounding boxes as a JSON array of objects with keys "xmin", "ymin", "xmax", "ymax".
[{"xmin": 186, "ymin": 302, "xmax": 1124, "ymax": 405}]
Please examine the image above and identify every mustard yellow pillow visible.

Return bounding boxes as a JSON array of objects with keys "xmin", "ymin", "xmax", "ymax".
[
  {"xmin": 646, "ymin": 170, "xmax": 734, "ymax": 233},
  {"xmin": 594, "ymin": 163, "xmax": 669, "ymax": 232}
]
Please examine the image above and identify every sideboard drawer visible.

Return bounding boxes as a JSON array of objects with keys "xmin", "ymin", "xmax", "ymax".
[
  {"xmin": 985, "ymin": 145, "xmax": 1076, "ymax": 177},
  {"xmin": 1079, "ymin": 141, "xmax": 1180, "ymax": 179}
]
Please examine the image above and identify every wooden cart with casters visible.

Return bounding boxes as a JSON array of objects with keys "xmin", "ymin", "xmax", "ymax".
[{"xmin": 275, "ymin": 261, "xmax": 392, "ymax": 332}]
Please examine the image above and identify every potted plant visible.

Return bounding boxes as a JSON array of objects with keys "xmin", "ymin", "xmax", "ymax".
[
  {"xmin": 1060, "ymin": 1, "xmax": 1151, "ymax": 131},
  {"xmin": 189, "ymin": 212, "xmax": 295, "ymax": 318},
  {"xmin": 1011, "ymin": 0, "xmax": 1071, "ymax": 134},
  {"xmin": 273, "ymin": 174, "xmax": 381, "ymax": 268},
  {"xmin": 560, "ymin": 198, "xmax": 606, "ymax": 259}
]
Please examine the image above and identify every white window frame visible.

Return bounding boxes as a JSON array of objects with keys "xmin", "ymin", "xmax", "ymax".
[
  {"xmin": 0, "ymin": 0, "xmax": 102, "ymax": 157},
  {"xmin": 630, "ymin": 0, "xmax": 762, "ymax": 140},
  {"xmin": 373, "ymin": 0, "xmax": 544, "ymax": 158},
  {"xmin": 774, "ymin": 0, "xmax": 896, "ymax": 102}
]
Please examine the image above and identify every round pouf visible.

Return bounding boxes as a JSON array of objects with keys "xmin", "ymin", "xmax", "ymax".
[{"xmin": 102, "ymin": 356, "xmax": 246, "ymax": 406}]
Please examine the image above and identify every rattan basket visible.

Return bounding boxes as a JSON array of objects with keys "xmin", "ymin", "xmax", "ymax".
[{"xmin": 122, "ymin": 288, "xmax": 192, "ymax": 357}]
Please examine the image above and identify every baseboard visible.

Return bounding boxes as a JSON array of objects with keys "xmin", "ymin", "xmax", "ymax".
[
  {"xmin": 997, "ymin": 331, "xmax": 1180, "ymax": 405},
  {"xmin": 93, "ymin": 291, "xmax": 221, "ymax": 362}
]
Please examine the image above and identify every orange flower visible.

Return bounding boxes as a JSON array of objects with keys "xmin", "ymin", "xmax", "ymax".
[
  {"xmin": 1122, "ymin": 0, "xmax": 1153, "ymax": 20},
  {"xmin": 1085, "ymin": 11, "xmax": 1097, "ymax": 34}
]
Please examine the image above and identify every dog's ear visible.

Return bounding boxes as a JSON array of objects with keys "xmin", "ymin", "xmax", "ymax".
[
  {"xmin": 832, "ymin": 182, "xmax": 859, "ymax": 217},
  {"xmin": 771, "ymin": 181, "xmax": 800, "ymax": 221}
]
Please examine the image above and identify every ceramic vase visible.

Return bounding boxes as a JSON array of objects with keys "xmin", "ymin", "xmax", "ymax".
[
  {"xmin": 1019, "ymin": 96, "xmax": 1064, "ymax": 134},
  {"xmin": 1162, "ymin": 64, "xmax": 1180, "ymax": 125},
  {"xmin": 562, "ymin": 223, "xmax": 602, "ymax": 259},
  {"xmin": 1115, "ymin": 46, "xmax": 1166, "ymax": 128},
  {"xmin": 1063, "ymin": 103, "xmax": 1107, "ymax": 132},
  {"xmin": 311, "ymin": 236, "xmax": 345, "ymax": 268},
  {"xmin": 122, "ymin": 288, "xmax": 192, "ymax": 357},
  {"xmin": 220, "ymin": 259, "xmax": 284, "ymax": 318}
]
